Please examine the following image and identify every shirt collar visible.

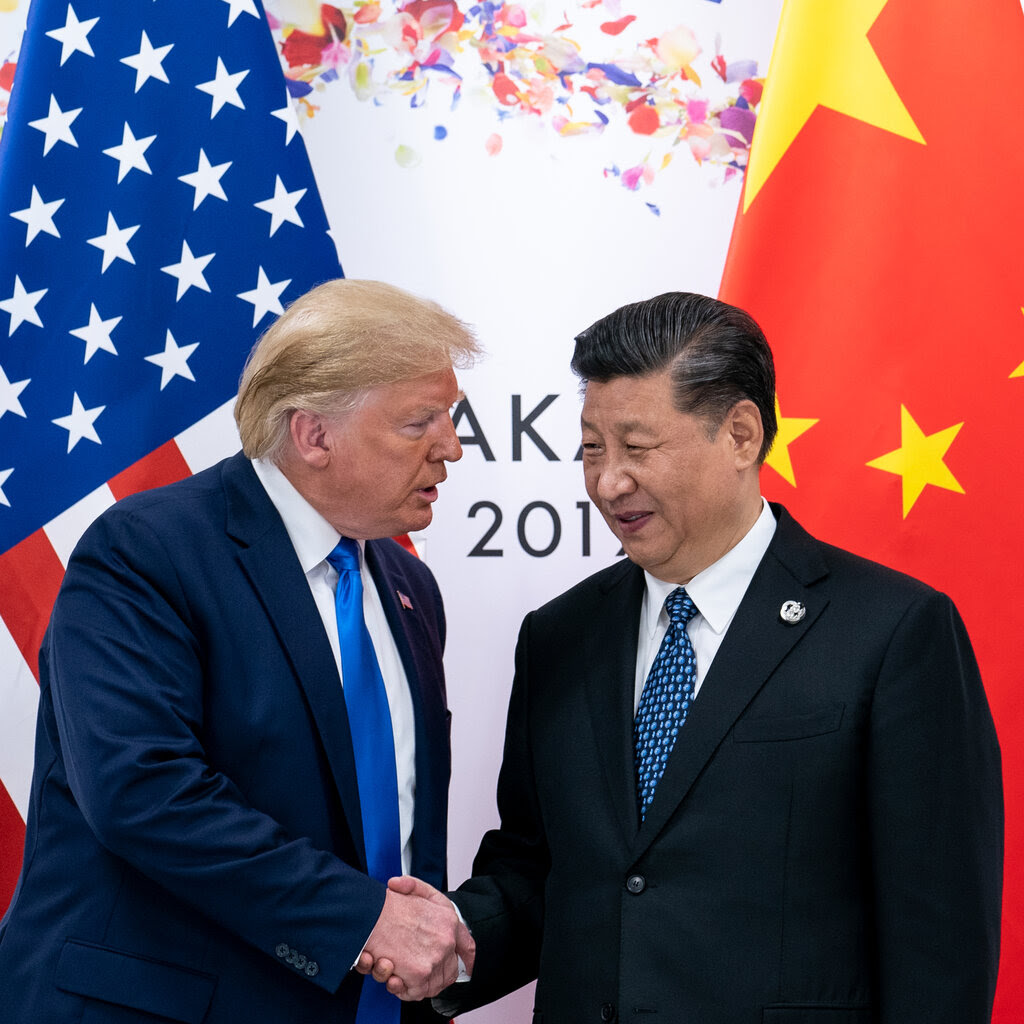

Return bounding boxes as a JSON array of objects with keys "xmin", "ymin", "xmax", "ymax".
[
  {"xmin": 252, "ymin": 457, "xmax": 357, "ymax": 573},
  {"xmin": 641, "ymin": 497, "xmax": 777, "ymax": 637}
]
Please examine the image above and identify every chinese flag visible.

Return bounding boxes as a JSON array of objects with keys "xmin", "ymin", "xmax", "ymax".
[{"xmin": 719, "ymin": 0, "xmax": 1024, "ymax": 1017}]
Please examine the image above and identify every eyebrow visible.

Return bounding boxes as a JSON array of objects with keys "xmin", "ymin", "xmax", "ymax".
[
  {"xmin": 408, "ymin": 390, "xmax": 465, "ymax": 418},
  {"xmin": 581, "ymin": 416, "xmax": 652, "ymax": 434}
]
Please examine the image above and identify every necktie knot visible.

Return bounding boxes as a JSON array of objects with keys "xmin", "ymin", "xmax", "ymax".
[
  {"xmin": 326, "ymin": 537, "xmax": 359, "ymax": 575},
  {"xmin": 665, "ymin": 586, "xmax": 698, "ymax": 628}
]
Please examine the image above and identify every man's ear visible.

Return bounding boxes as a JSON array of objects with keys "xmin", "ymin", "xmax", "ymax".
[
  {"xmin": 726, "ymin": 399, "xmax": 764, "ymax": 470},
  {"xmin": 288, "ymin": 409, "xmax": 332, "ymax": 469}
]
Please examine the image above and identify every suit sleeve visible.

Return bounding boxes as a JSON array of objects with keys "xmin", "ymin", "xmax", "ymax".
[
  {"xmin": 867, "ymin": 588, "xmax": 1002, "ymax": 1023},
  {"xmin": 435, "ymin": 612, "xmax": 548, "ymax": 1016},
  {"xmin": 44, "ymin": 507, "xmax": 385, "ymax": 994}
]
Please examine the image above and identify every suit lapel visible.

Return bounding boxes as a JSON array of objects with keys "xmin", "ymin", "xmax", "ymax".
[
  {"xmin": 221, "ymin": 455, "xmax": 367, "ymax": 867},
  {"xmin": 582, "ymin": 560, "xmax": 647, "ymax": 842},
  {"xmin": 631, "ymin": 507, "xmax": 830, "ymax": 857}
]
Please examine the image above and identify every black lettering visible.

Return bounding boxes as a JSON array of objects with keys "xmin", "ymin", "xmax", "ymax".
[
  {"xmin": 468, "ymin": 501, "xmax": 503, "ymax": 556},
  {"xmin": 452, "ymin": 398, "xmax": 496, "ymax": 461},
  {"xmin": 517, "ymin": 502, "xmax": 561, "ymax": 557},
  {"xmin": 512, "ymin": 395, "xmax": 559, "ymax": 462},
  {"xmin": 576, "ymin": 501, "xmax": 591, "ymax": 557}
]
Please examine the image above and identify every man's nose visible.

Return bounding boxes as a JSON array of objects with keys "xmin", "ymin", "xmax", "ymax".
[
  {"xmin": 592, "ymin": 458, "xmax": 636, "ymax": 502},
  {"xmin": 432, "ymin": 416, "xmax": 463, "ymax": 462}
]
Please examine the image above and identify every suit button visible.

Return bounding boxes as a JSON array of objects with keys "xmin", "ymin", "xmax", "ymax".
[
  {"xmin": 625, "ymin": 874, "xmax": 646, "ymax": 894},
  {"xmin": 600, "ymin": 1003, "xmax": 616, "ymax": 1021}
]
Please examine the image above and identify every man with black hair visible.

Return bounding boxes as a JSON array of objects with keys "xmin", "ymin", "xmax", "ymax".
[{"xmin": 378, "ymin": 292, "xmax": 1003, "ymax": 1024}]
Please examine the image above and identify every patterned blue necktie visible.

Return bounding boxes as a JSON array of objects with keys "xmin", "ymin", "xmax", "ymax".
[
  {"xmin": 326, "ymin": 538, "xmax": 401, "ymax": 1024},
  {"xmin": 634, "ymin": 587, "xmax": 699, "ymax": 822}
]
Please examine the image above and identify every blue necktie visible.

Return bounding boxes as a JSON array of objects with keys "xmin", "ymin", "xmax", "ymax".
[
  {"xmin": 634, "ymin": 587, "xmax": 699, "ymax": 822},
  {"xmin": 326, "ymin": 538, "xmax": 401, "ymax": 1024}
]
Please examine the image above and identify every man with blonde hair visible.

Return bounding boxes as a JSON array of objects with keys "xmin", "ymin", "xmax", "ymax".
[{"xmin": 0, "ymin": 278, "xmax": 479, "ymax": 1024}]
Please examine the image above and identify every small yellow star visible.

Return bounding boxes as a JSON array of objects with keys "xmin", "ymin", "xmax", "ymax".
[
  {"xmin": 744, "ymin": 0, "xmax": 925, "ymax": 212},
  {"xmin": 764, "ymin": 397, "xmax": 818, "ymax": 486},
  {"xmin": 866, "ymin": 405, "xmax": 964, "ymax": 518}
]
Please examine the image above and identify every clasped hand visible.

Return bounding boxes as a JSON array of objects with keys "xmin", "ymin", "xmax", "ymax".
[{"xmin": 357, "ymin": 875, "xmax": 475, "ymax": 1001}]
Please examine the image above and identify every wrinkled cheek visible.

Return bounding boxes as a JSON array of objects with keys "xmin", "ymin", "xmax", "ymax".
[
  {"xmin": 582, "ymin": 468, "xmax": 602, "ymax": 504},
  {"xmin": 594, "ymin": 496, "xmax": 620, "ymax": 533}
]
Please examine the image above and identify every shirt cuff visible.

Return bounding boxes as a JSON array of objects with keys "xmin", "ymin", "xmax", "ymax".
[{"xmin": 451, "ymin": 899, "xmax": 471, "ymax": 983}]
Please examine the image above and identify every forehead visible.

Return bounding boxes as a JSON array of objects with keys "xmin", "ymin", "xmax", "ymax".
[
  {"xmin": 581, "ymin": 371, "xmax": 680, "ymax": 430},
  {"xmin": 360, "ymin": 367, "xmax": 460, "ymax": 416}
]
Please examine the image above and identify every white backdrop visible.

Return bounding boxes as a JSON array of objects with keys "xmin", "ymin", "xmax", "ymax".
[
  {"xmin": 0, "ymin": 2, "xmax": 783, "ymax": 1019},
  {"xmin": 290, "ymin": 3, "xmax": 782, "ymax": 1017}
]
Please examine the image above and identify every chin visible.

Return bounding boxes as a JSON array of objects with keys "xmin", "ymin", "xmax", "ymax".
[
  {"xmin": 398, "ymin": 511, "xmax": 433, "ymax": 536},
  {"xmin": 620, "ymin": 541, "xmax": 658, "ymax": 575},
  {"xmin": 618, "ymin": 536, "xmax": 642, "ymax": 560}
]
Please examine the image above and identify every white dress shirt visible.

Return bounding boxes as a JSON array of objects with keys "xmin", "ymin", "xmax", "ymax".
[
  {"xmin": 253, "ymin": 458, "xmax": 417, "ymax": 875},
  {"xmin": 634, "ymin": 498, "xmax": 777, "ymax": 712}
]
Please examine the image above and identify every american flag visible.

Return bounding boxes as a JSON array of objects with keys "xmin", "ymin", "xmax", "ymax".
[{"xmin": 0, "ymin": 0, "xmax": 342, "ymax": 909}]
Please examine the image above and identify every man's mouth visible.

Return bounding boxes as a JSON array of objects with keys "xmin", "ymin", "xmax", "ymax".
[{"xmin": 615, "ymin": 510, "xmax": 652, "ymax": 532}]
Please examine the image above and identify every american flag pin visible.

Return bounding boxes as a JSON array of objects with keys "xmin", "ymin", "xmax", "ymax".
[{"xmin": 398, "ymin": 591, "xmax": 414, "ymax": 611}]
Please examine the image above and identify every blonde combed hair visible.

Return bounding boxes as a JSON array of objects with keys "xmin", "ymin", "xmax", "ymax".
[{"xmin": 235, "ymin": 278, "xmax": 480, "ymax": 461}]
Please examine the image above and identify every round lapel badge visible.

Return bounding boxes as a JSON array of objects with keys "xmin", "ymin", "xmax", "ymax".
[{"xmin": 779, "ymin": 600, "xmax": 806, "ymax": 625}]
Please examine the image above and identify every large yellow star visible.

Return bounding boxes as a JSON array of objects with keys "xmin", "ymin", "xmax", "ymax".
[
  {"xmin": 1011, "ymin": 308, "xmax": 1024, "ymax": 377},
  {"xmin": 866, "ymin": 405, "xmax": 964, "ymax": 518},
  {"xmin": 764, "ymin": 397, "xmax": 818, "ymax": 486},
  {"xmin": 743, "ymin": 0, "xmax": 925, "ymax": 212}
]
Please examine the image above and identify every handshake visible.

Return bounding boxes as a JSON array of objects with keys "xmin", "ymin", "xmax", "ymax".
[{"xmin": 357, "ymin": 875, "xmax": 476, "ymax": 1001}]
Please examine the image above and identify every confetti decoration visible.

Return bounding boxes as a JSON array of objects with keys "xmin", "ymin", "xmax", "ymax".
[{"xmin": 263, "ymin": 1, "xmax": 763, "ymax": 198}]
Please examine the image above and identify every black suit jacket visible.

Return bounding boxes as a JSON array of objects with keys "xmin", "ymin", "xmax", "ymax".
[
  {"xmin": 0, "ymin": 452, "xmax": 450, "ymax": 1024},
  {"xmin": 444, "ymin": 505, "xmax": 1002, "ymax": 1024}
]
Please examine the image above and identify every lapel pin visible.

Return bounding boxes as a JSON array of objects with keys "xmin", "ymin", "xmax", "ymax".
[
  {"xmin": 397, "ymin": 590, "xmax": 414, "ymax": 611},
  {"xmin": 779, "ymin": 600, "xmax": 806, "ymax": 625}
]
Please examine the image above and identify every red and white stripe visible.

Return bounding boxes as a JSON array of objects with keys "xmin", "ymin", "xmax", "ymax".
[{"xmin": 0, "ymin": 399, "xmax": 240, "ymax": 906}]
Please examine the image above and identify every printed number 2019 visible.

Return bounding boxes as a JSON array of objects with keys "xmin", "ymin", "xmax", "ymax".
[{"xmin": 468, "ymin": 500, "xmax": 594, "ymax": 557}]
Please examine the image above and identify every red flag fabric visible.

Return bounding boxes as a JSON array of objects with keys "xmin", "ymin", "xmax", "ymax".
[{"xmin": 719, "ymin": 0, "xmax": 1024, "ymax": 1017}]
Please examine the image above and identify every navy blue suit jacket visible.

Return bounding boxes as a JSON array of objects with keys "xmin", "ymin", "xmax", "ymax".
[{"xmin": 0, "ymin": 453, "xmax": 451, "ymax": 1023}]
